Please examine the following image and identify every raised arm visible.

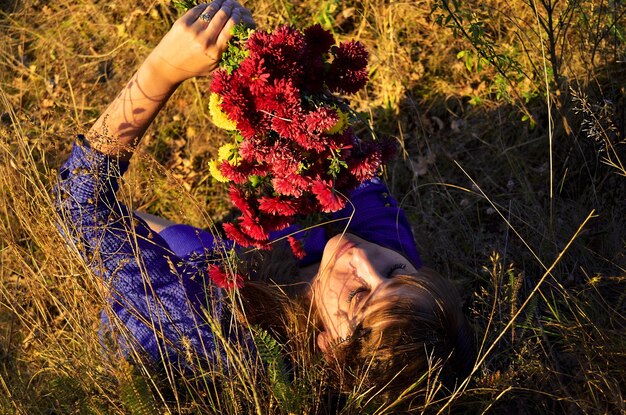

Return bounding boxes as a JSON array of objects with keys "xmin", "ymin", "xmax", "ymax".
[
  {"xmin": 88, "ymin": 0, "xmax": 254, "ymax": 161},
  {"xmin": 55, "ymin": 1, "xmax": 256, "ymax": 370}
]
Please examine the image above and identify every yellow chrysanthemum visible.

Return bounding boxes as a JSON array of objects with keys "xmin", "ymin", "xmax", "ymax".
[
  {"xmin": 218, "ymin": 143, "xmax": 240, "ymax": 165},
  {"xmin": 209, "ymin": 93, "xmax": 237, "ymax": 131},
  {"xmin": 325, "ymin": 107, "xmax": 349, "ymax": 135},
  {"xmin": 208, "ymin": 159, "xmax": 230, "ymax": 183}
]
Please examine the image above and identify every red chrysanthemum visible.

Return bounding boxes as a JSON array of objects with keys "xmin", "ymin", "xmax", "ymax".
[
  {"xmin": 288, "ymin": 236, "xmax": 306, "ymax": 260},
  {"xmin": 272, "ymin": 174, "xmax": 310, "ymax": 197},
  {"xmin": 261, "ymin": 78, "xmax": 301, "ymax": 113},
  {"xmin": 323, "ymin": 129, "xmax": 356, "ymax": 154},
  {"xmin": 246, "ymin": 30, "xmax": 272, "ymax": 55},
  {"xmin": 208, "ymin": 264, "xmax": 244, "ymax": 289},
  {"xmin": 303, "ymin": 24, "xmax": 335, "ymax": 56},
  {"xmin": 311, "ymin": 179, "xmax": 346, "ymax": 212},
  {"xmin": 261, "ymin": 213, "xmax": 293, "ymax": 233},
  {"xmin": 326, "ymin": 68, "xmax": 369, "ymax": 95},
  {"xmin": 266, "ymin": 26, "xmax": 306, "ymax": 74},
  {"xmin": 270, "ymin": 25, "xmax": 306, "ymax": 54},
  {"xmin": 221, "ymin": 160, "xmax": 270, "ymax": 184},
  {"xmin": 265, "ymin": 150, "xmax": 300, "ymax": 176},
  {"xmin": 258, "ymin": 196, "xmax": 301, "ymax": 216},
  {"xmin": 239, "ymin": 215, "xmax": 269, "ymax": 241},
  {"xmin": 229, "ymin": 185, "xmax": 256, "ymax": 217},
  {"xmin": 210, "ymin": 70, "xmax": 229, "ymax": 95},
  {"xmin": 219, "ymin": 161, "xmax": 249, "ymax": 184},
  {"xmin": 326, "ymin": 41, "xmax": 369, "ymax": 94},
  {"xmin": 349, "ymin": 142, "xmax": 383, "ymax": 182},
  {"xmin": 333, "ymin": 41, "xmax": 369, "ymax": 69},
  {"xmin": 271, "ymin": 109, "xmax": 306, "ymax": 142},
  {"xmin": 238, "ymin": 56, "xmax": 271, "ymax": 95},
  {"xmin": 305, "ymin": 107, "xmax": 339, "ymax": 133},
  {"xmin": 219, "ymin": 77, "xmax": 260, "ymax": 139},
  {"xmin": 223, "ymin": 222, "xmax": 255, "ymax": 247},
  {"xmin": 209, "ymin": 25, "xmax": 377, "ymax": 252}
]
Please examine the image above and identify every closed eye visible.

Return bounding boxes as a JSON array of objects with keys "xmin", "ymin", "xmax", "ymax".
[
  {"xmin": 347, "ymin": 287, "xmax": 368, "ymax": 304},
  {"xmin": 386, "ymin": 263, "xmax": 407, "ymax": 277}
]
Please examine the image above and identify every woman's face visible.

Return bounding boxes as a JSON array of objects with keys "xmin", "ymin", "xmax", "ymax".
[{"xmin": 311, "ymin": 233, "xmax": 418, "ymax": 351}]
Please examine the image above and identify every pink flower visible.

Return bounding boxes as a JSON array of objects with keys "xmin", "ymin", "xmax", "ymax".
[{"xmin": 208, "ymin": 264, "xmax": 244, "ymax": 289}]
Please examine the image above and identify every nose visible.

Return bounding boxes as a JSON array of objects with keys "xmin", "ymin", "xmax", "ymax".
[{"xmin": 350, "ymin": 247, "xmax": 386, "ymax": 287}]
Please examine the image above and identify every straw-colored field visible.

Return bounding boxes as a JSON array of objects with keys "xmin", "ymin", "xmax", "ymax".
[{"xmin": 1, "ymin": 0, "xmax": 624, "ymax": 413}]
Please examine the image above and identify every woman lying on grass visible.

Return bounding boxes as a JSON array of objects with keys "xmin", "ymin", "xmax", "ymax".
[{"xmin": 55, "ymin": 0, "xmax": 475, "ymax": 407}]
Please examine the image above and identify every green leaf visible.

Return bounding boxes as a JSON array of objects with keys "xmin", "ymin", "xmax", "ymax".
[
  {"xmin": 469, "ymin": 95, "xmax": 483, "ymax": 106},
  {"xmin": 248, "ymin": 175, "xmax": 261, "ymax": 187},
  {"xmin": 172, "ymin": 0, "xmax": 199, "ymax": 12},
  {"xmin": 118, "ymin": 363, "xmax": 158, "ymax": 415},
  {"xmin": 252, "ymin": 327, "xmax": 302, "ymax": 413}
]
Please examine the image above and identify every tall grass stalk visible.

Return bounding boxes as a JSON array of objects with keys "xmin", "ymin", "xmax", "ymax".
[{"xmin": 1, "ymin": 0, "xmax": 624, "ymax": 413}]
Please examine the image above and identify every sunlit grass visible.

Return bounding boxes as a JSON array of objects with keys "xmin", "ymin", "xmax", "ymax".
[{"xmin": 1, "ymin": 0, "xmax": 625, "ymax": 413}]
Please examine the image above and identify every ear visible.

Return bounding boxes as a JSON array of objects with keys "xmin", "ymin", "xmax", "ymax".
[{"xmin": 317, "ymin": 331, "xmax": 330, "ymax": 353}]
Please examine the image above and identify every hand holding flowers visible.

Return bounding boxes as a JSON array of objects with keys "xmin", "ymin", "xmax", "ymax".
[
  {"xmin": 145, "ymin": 0, "xmax": 255, "ymax": 87},
  {"xmin": 87, "ymin": 0, "xmax": 254, "ymax": 160}
]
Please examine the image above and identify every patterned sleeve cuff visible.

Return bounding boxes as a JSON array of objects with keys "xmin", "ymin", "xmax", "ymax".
[{"xmin": 57, "ymin": 136, "xmax": 130, "ymax": 205}]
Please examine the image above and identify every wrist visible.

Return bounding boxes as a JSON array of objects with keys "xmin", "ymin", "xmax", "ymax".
[{"xmin": 141, "ymin": 53, "xmax": 184, "ymax": 91}]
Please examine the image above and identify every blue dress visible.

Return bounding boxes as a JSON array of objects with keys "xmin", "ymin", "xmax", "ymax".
[{"xmin": 55, "ymin": 137, "xmax": 420, "ymax": 372}]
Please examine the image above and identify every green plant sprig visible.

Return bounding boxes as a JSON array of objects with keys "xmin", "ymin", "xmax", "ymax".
[{"xmin": 220, "ymin": 24, "xmax": 255, "ymax": 74}]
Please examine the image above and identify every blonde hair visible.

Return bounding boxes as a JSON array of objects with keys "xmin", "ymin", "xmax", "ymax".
[
  {"xmin": 238, "ymin": 247, "xmax": 475, "ymax": 404},
  {"xmin": 324, "ymin": 268, "xmax": 475, "ymax": 399}
]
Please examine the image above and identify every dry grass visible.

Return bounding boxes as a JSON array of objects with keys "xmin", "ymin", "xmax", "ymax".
[{"xmin": 1, "ymin": 0, "xmax": 625, "ymax": 413}]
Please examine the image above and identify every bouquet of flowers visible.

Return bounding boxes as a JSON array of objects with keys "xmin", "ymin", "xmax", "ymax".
[{"xmin": 208, "ymin": 24, "xmax": 392, "ymax": 258}]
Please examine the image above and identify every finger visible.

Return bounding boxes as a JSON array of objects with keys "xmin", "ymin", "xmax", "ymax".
[
  {"xmin": 204, "ymin": 3, "xmax": 236, "ymax": 39},
  {"xmin": 240, "ymin": 11, "xmax": 255, "ymax": 29},
  {"xmin": 241, "ymin": 16, "xmax": 255, "ymax": 29},
  {"xmin": 196, "ymin": 0, "xmax": 226, "ymax": 26},
  {"xmin": 180, "ymin": 3, "xmax": 211, "ymax": 26},
  {"xmin": 216, "ymin": 11, "xmax": 242, "ymax": 50},
  {"xmin": 239, "ymin": 8, "xmax": 255, "ymax": 27}
]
